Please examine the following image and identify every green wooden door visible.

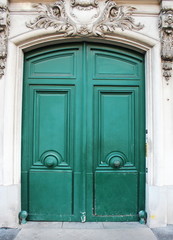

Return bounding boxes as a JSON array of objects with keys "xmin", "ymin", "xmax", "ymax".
[{"xmin": 22, "ymin": 42, "xmax": 145, "ymax": 222}]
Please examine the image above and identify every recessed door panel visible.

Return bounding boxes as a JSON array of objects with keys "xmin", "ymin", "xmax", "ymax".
[
  {"xmin": 92, "ymin": 50, "xmax": 141, "ymax": 79},
  {"xmin": 29, "ymin": 170, "xmax": 73, "ymax": 220},
  {"xmin": 29, "ymin": 51, "xmax": 77, "ymax": 78},
  {"xmin": 22, "ymin": 43, "xmax": 145, "ymax": 222},
  {"xmin": 94, "ymin": 88, "xmax": 136, "ymax": 166},
  {"xmin": 94, "ymin": 172, "xmax": 138, "ymax": 216},
  {"xmin": 32, "ymin": 88, "xmax": 73, "ymax": 166}
]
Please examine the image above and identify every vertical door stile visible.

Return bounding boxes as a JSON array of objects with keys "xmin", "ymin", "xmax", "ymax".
[{"xmin": 80, "ymin": 43, "xmax": 87, "ymax": 222}]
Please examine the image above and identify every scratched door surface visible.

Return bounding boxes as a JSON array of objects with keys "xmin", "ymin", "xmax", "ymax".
[{"xmin": 22, "ymin": 42, "xmax": 145, "ymax": 221}]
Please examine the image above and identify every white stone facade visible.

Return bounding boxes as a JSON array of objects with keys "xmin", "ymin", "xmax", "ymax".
[{"xmin": 0, "ymin": 0, "xmax": 173, "ymax": 228}]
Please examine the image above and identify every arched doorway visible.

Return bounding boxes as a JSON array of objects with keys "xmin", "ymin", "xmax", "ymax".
[{"xmin": 21, "ymin": 42, "xmax": 145, "ymax": 222}]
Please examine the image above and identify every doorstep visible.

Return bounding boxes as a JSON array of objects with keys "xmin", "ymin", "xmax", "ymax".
[{"xmin": 14, "ymin": 222, "xmax": 157, "ymax": 240}]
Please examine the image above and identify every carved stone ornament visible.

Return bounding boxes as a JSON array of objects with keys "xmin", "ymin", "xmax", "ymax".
[
  {"xmin": 0, "ymin": 4, "xmax": 10, "ymax": 78},
  {"xmin": 71, "ymin": 0, "xmax": 98, "ymax": 10},
  {"xmin": 159, "ymin": 8, "xmax": 173, "ymax": 82},
  {"xmin": 26, "ymin": 0, "xmax": 143, "ymax": 37}
]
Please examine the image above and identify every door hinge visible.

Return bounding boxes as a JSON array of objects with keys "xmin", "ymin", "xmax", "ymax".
[{"xmin": 81, "ymin": 212, "xmax": 86, "ymax": 223}]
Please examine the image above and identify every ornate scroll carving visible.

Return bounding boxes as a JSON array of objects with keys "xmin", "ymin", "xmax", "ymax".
[
  {"xmin": 26, "ymin": 0, "xmax": 143, "ymax": 37},
  {"xmin": 159, "ymin": 8, "xmax": 173, "ymax": 82},
  {"xmin": 0, "ymin": 4, "xmax": 10, "ymax": 78}
]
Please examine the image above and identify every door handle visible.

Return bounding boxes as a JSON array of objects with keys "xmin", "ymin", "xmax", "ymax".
[
  {"xmin": 106, "ymin": 152, "xmax": 126, "ymax": 169},
  {"xmin": 40, "ymin": 150, "xmax": 62, "ymax": 168},
  {"xmin": 44, "ymin": 155, "xmax": 58, "ymax": 168},
  {"xmin": 109, "ymin": 156, "xmax": 123, "ymax": 168}
]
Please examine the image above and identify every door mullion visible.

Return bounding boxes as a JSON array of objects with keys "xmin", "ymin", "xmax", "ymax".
[{"xmin": 79, "ymin": 42, "xmax": 88, "ymax": 221}]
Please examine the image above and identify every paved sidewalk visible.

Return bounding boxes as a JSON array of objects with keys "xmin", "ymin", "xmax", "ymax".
[
  {"xmin": 152, "ymin": 225, "xmax": 173, "ymax": 240},
  {"xmin": 14, "ymin": 222, "xmax": 157, "ymax": 240},
  {"xmin": 0, "ymin": 228, "xmax": 19, "ymax": 240},
  {"xmin": 3, "ymin": 222, "xmax": 173, "ymax": 240}
]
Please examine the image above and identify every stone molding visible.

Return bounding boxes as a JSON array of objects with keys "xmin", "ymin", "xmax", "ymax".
[
  {"xmin": 26, "ymin": 0, "xmax": 143, "ymax": 37},
  {"xmin": 0, "ymin": 3, "xmax": 10, "ymax": 79},
  {"xmin": 159, "ymin": 8, "xmax": 173, "ymax": 82}
]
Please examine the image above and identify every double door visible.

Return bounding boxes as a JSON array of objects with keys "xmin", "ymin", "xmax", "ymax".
[{"xmin": 22, "ymin": 42, "xmax": 145, "ymax": 222}]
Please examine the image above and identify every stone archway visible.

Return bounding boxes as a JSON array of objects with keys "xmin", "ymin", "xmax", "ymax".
[{"xmin": 3, "ymin": 0, "xmax": 162, "ymax": 227}]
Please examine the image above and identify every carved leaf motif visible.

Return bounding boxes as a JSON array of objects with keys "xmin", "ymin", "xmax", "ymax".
[
  {"xmin": 94, "ymin": 3, "xmax": 143, "ymax": 36},
  {"xmin": 26, "ymin": 0, "xmax": 143, "ymax": 37},
  {"xmin": 26, "ymin": 1, "xmax": 74, "ymax": 35}
]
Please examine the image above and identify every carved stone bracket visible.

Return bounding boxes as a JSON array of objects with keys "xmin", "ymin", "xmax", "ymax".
[
  {"xmin": 159, "ymin": 8, "xmax": 173, "ymax": 82},
  {"xmin": 26, "ymin": 0, "xmax": 143, "ymax": 37},
  {"xmin": 0, "ymin": 3, "xmax": 10, "ymax": 79}
]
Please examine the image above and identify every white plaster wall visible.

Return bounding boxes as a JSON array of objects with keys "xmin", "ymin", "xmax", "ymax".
[
  {"xmin": 0, "ymin": 185, "xmax": 20, "ymax": 228},
  {"xmin": 1, "ymin": 0, "xmax": 173, "ymax": 228},
  {"xmin": 0, "ymin": 79, "xmax": 4, "ymax": 186}
]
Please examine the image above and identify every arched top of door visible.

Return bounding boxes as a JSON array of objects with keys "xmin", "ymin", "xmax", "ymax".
[{"xmin": 10, "ymin": 28, "xmax": 158, "ymax": 54}]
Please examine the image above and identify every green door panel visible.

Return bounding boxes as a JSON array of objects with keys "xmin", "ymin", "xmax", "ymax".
[
  {"xmin": 29, "ymin": 170, "xmax": 73, "ymax": 221},
  {"xmin": 32, "ymin": 87, "xmax": 74, "ymax": 166},
  {"xmin": 94, "ymin": 172, "xmax": 138, "ymax": 217},
  {"xmin": 22, "ymin": 42, "xmax": 145, "ymax": 222},
  {"xmin": 29, "ymin": 51, "xmax": 77, "ymax": 78},
  {"xmin": 94, "ymin": 53, "xmax": 140, "ymax": 79},
  {"xmin": 90, "ymin": 48, "xmax": 142, "ymax": 80},
  {"xmin": 93, "ymin": 87, "xmax": 136, "ymax": 166}
]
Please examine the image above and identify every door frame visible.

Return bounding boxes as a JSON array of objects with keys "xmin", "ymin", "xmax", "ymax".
[{"xmin": 4, "ymin": 30, "xmax": 163, "ymax": 226}]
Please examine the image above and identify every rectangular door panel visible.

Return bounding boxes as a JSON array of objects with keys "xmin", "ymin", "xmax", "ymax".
[
  {"xmin": 29, "ymin": 170, "xmax": 73, "ymax": 220},
  {"xmin": 32, "ymin": 88, "xmax": 73, "ymax": 167},
  {"xmin": 94, "ymin": 87, "xmax": 137, "ymax": 169},
  {"xmin": 94, "ymin": 172, "xmax": 138, "ymax": 216}
]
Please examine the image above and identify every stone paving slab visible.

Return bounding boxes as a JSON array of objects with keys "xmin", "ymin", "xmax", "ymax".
[
  {"xmin": 62, "ymin": 222, "xmax": 104, "ymax": 229},
  {"xmin": 0, "ymin": 228, "xmax": 19, "ymax": 240},
  {"xmin": 14, "ymin": 222, "xmax": 157, "ymax": 240},
  {"xmin": 18, "ymin": 222, "xmax": 147, "ymax": 229},
  {"xmin": 152, "ymin": 225, "xmax": 173, "ymax": 240},
  {"xmin": 15, "ymin": 229, "xmax": 157, "ymax": 240}
]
